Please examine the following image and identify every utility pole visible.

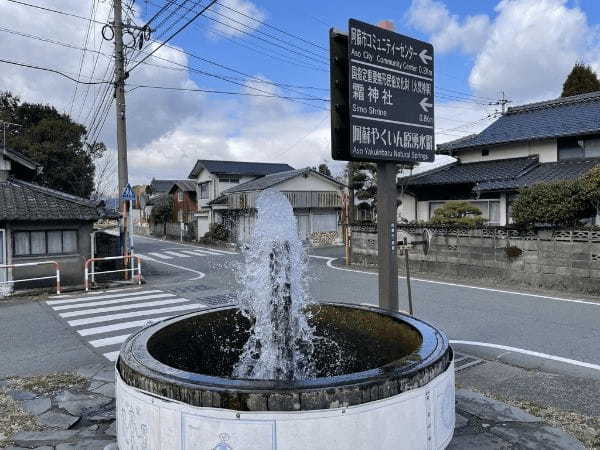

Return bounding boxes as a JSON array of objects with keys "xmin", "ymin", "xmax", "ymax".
[
  {"xmin": 489, "ymin": 91, "xmax": 511, "ymax": 115},
  {"xmin": 113, "ymin": 0, "xmax": 130, "ymax": 274}
]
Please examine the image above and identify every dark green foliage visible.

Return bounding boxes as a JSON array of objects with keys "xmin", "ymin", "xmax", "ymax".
[
  {"xmin": 0, "ymin": 92, "xmax": 105, "ymax": 198},
  {"xmin": 511, "ymin": 179, "xmax": 593, "ymax": 227},
  {"xmin": 202, "ymin": 223, "xmax": 229, "ymax": 242},
  {"xmin": 561, "ymin": 63, "xmax": 600, "ymax": 97},
  {"xmin": 580, "ymin": 165, "xmax": 600, "ymax": 217},
  {"xmin": 150, "ymin": 195, "xmax": 174, "ymax": 223},
  {"xmin": 318, "ymin": 163, "xmax": 332, "ymax": 177},
  {"xmin": 430, "ymin": 201, "xmax": 486, "ymax": 227}
]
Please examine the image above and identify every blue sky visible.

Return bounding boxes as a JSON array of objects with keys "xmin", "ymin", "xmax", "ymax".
[{"xmin": 2, "ymin": 0, "xmax": 600, "ymax": 185}]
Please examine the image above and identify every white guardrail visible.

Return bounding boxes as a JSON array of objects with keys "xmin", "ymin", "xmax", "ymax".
[
  {"xmin": 0, "ymin": 261, "xmax": 61, "ymax": 295},
  {"xmin": 84, "ymin": 255, "xmax": 142, "ymax": 292}
]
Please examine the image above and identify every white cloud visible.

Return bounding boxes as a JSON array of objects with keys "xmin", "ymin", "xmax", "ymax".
[
  {"xmin": 211, "ymin": 0, "xmax": 266, "ymax": 38},
  {"xmin": 406, "ymin": 0, "xmax": 490, "ymax": 54},
  {"xmin": 0, "ymin": 1, "xmax": 333, "ymax": 190},
  {"xmin": 469, "ymin": 0, "xmax": 590, "ymax": 100}
]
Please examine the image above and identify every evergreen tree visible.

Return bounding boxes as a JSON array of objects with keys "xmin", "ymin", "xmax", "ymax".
[
  {"xmin": 0, "ymin": 91, "xmax": 104, "ymax": 198},
  {"xmin": 561, "ymin": 63, "xmax": 600, "ymax": 97},
  {"xmin": 318, "ymin": 163, "xmax": 332, "ymax": 177}
]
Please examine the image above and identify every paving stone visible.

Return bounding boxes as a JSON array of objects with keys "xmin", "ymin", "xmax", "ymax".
[
  {"xmin": 490, "ymin": 422, "xmax": 586, "ymax": 449},
  {"xmin": 456, "ymin": 389, "xmax": 542, "ymax": 423},
  {"xmin": 104, "ymin": 421, "xmax": 116, "ymax": 437},
  {"xmin": 455, "ymin": 413, "xmax": 469, "ymax": 429},
  {"xmin": 88, "ymin": 410, "xmax": 116, "ymax": 422},
  {"xmin": 91, "ymin": 368, "xmax": 115, "ymax": 384},
  {"xmin": 37, "ymin": 410, "xmax": 80, "ymax": 429},
  {"xmin": 56, "ymin": 439, "xmax": 113, "ymax": 450},
  {"xmin": 103, "ymin": 443, "xmax": 118, "ymax": 450},
  {"xmin": 13, "ymin": 430, "xmax": 79, "ymax": 442},
  {"xmin": 55, "ymin": 391, "xmax": 112, "ymax": 416},
  {"xmin": 8, "ymin": 390, "xmax": 37, "ymax": 401},
  {"xmin": 90, "ymin": 382, "xmax": 115, "ymax": 399},
  {"xmin": 447, "ymin": 432, "xmax": 513, "ymax": 449},
  {"xmin": 21, "ymin": 397, "xmax": 51, "ymax": 416}
]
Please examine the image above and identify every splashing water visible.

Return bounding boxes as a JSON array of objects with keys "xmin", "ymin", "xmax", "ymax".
[{"xmin": 233, "ymin": 190, "xmax": 316, "ymax": 380}]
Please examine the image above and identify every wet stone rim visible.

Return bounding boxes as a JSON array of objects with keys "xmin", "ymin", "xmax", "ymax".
[{"xmin": 117, "ymin": 303, "xmax": 453, "ymax": 412}]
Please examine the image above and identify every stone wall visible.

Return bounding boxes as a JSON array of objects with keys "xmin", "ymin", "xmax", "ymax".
[{"xmin": 352, "ymin": 225, "xmax": 600, "ymax": 294}]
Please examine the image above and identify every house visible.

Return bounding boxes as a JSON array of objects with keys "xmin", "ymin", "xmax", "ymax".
[
  {"xmin": 213, "ymin": 168, "xmax": 346, "ymax": 244},
  {"xmin": 400, "ymin": 92, "xmax": 600, "ymax": 225},
  {"xmin": 167, "ymin": 180, "xmax": 197, "ymax": 224},
  {"xmin": 142, "ymin": 178, "xmax": 181, "ymax": 222},
  {"xmin": 187, "ymin": 159, "xmax": 294, "ymax": 239},
  {"xmin": 0, "ymin": 148, "xmax": 108, "ymax": 291}
]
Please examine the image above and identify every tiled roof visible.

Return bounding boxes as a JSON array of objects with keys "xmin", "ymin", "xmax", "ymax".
[
  {"xmin": 149, "ymin": 179, "xmax": 180, "ymax": 193},
  {"xmin": 475, "ymin": 158, "xmax": 600, "ymax": 192},
  {"xmin": 3, "ymin": 147, "xmax": 40, "ymax": 171},
  {"xmin": 404, "ymin": 156, "xmax": 539, "ymax": 187},
  {"xmin": 223, "ymin": 168, "xmax": 344, "ymax": 193},
  {"xmin": 169, "ymin": 180, "xmax": 196, "ymax": 193},
  {"xmin": 438, "ymin": 91, "xmax": 600, "ymax": 153},
  {"xmin": 188, "ymin": 160, "xmax": 294, "ymax": 178},
  {"xmin": 0, "ymin": 178, "xmax": 102, "ymax": 221}
]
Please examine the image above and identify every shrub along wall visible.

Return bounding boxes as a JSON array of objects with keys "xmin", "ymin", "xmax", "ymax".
[{"xmin": 352, "ymin": 225, "xmax": 600, "ymax": 294}]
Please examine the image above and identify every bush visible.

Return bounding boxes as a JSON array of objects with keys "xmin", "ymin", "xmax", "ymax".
[
  {"xmin": 201, "ymin": 223, "xmax": 230, "ymax": 242},
  {"xmin": 429, "ymin": 201, "xmax": 486, "ymax": 227},
  {"xmin": 150, "ymin": 195, "xmax": 174, "ymax": 224},
  {"xmin": 512, "ymin": 179, "xmax": 593, "ymax": 227}
]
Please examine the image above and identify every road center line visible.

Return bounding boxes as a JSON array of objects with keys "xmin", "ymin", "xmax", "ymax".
[
  {"xmin": 450, "ymin": 340, "xmax": 600, "ymax": 371},
  {"xmin": 319, "ymin": 257, "xmax": 600, "ymax": 307}
]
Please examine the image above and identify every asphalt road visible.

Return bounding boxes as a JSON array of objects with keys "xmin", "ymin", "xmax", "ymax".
[{"xmin": 2, "ymin": 235, "xmax": 599, "ymax": 379}]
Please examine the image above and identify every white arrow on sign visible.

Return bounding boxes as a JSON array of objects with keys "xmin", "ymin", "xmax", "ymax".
[
  {"xmin": 419, "ymin": 49, "xmax": 432, "ymax": 65},
  {"xmin": 419, "ymin": 97, "xmax": 433, "ymax": 113}
]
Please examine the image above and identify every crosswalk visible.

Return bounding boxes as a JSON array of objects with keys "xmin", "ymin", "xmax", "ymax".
[
  {"xmin": 46, "ymin": 288, "xmax": 207, "ymax": 362},
  {"xmin": 136, "ymin": 247, "xmax": 233, "ymax": 261}
]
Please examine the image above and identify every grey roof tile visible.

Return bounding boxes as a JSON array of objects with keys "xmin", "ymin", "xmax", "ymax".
[
  {"xmin": 438, "ymin": 91, "xmax": 600, "ymax": 153},
  {"xmin": 0, "ymin": 178, "xmax": 101, "ymax": 221},
  {"xmin": 188, "ymin": 160, "xmax": 294, "ymax": 178},
  {"xmin": 223, "ymin": 168, "xmax": 344, "ymax": 193}
]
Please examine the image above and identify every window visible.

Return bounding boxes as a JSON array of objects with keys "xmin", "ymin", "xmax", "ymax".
[
  {"xmin": 481, "ymin": 148, "xmax": 489, "ymax": 157},
  {"xmin": 177, "ymin": 191, "xmax": 184, "ymax": 202},
  {"xmin": 13, "ymin": 230, "xmax": 78, "ymax": 256},
  {"xmin": 218, "ymin": 176, "xmax": 240, "ymax": 183},
  {"xmin": 558, "ymin": 136, "xmax": 600, "ymax": 160},
  {"xmin": 199, "ymin": 182, "xmax": 209, "ymax": 199}
]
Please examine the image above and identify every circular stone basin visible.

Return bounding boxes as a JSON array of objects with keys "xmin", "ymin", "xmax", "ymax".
[{"xmin": 116, "ymin": 303, "xmax": 455, "ymax": 450}]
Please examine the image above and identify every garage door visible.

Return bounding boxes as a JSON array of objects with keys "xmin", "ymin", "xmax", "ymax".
[
  {"xmin": 0, "ymin": 229, "xmax": 6, "ymax": 287},
  {"xmin": 296, "ymin": 215, "xmax": 310, "ymax": 241},
  {"xmin": 311, "ymin": 212, "xmax": 338, "ymax": 233}
]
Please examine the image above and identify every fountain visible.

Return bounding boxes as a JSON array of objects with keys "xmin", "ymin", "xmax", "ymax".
[{"xmin": 116, "ymin": 191, "xmax": 455, "ymax": 449}]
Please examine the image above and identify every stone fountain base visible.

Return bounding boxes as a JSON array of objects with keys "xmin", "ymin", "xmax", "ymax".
[
  {"xmin": 116, "ymin": 359, "xmax": 454, "ymax": 449},
  {"xmin": 116, "ymin": 303, "xmax": 455, "ymax": 450}
]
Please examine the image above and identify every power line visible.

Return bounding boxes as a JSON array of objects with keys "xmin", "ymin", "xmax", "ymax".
[
  {"xmin": 127, "ymin": 0, "xmax": 218, "ymax": 74},
  {"xmin": 0, "ymin": 57, "xmax": 113, "ymax": 85},
  {"xmin": 6, "ymin": 0, "xmax": 108, "ymax": 25},
  {"xmin": 216, "ymin": 0, "xmax": 328, "ymax": 52}
]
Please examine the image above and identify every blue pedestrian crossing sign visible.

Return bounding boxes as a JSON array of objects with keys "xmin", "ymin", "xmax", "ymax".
[{"xmin": 121, "ymin": 183, "xmax": 135, "ymax": 201}]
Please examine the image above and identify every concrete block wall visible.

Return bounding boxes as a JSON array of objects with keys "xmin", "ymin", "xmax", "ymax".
[{"xmin": 352, "ymin": 226, "xmax": 600, "ymax": 294}]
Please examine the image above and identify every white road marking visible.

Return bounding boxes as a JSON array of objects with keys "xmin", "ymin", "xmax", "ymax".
[
  {"xmin": 148, "ymin": 252, "xmax": 173, "ymax": 259},
  {"xmin": 67, "ymin": 303, "xmax": 204, "ymax": 326},
  {"xmin": 133, "ymin": 234, "xmax": 238, "ymax": 254},
  {"xmin": 321, "ymin": 257, "xmax": 600, "ymax": 307},
  {"xmin": 77, "ymin": 316, "xmax": 172, "ymax": 336},
  {"xmin": 139, "ymin": 258, "xmax": 205, "ymax": 281},
  {"xmin": 181, "ymin": 250, "xmax": 207, "ymax": 257},
  {"xmin": 450, "ymin": 340, "xmax": 600, "ymax": 371},
  {"xmin": 103, "ymin": 351, "xmax": 120, "ymax": 362},
  {"xmin": 89, "ymin": 334, "xmax": 131, "ymax": 348},
  {"xmin": 49, "ymin": 287, "xmax": 143, "ymax": 299},
  {"xmin": 47, "ymin": 289, "xmax": 164, "ymax": 306},
  {"xmin": 59, "ymin": 298, "xmax": 189, "ymax": 318},
  {"xmin": 52, "ymin": 293, "xmax": 175, "ymax": 310},
  {"xmin": 164, "ymin": 251, "xmax": 190, "ymax": 258}
]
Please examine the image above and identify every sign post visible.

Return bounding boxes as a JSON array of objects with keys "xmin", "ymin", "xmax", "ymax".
[{"xmin": 331, "ymin": 19, "xmax": 434, "ymax": 312}]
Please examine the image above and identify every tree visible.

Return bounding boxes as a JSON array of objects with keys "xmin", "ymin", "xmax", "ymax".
[
  {"xmin": 429, "ymin": 201, "xmax": 486, "ymax": 227},
  {"xmin": 150, "ymin": 195, "xmax": 174, "ymax": 224},
  {"xmin": 318, "ymin": 163, "xmax": 332, "ymax": 177},
  {"xmin": 0, "ymin": 91, "xmax": 105, "ymax": 198},
  {"xmin": 561, "ymin": 63, "xmax": 600, "ymax": 97},
  {"xmin": 512, "ymin": 179, "xmax": 592, "ymax": 227}
]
